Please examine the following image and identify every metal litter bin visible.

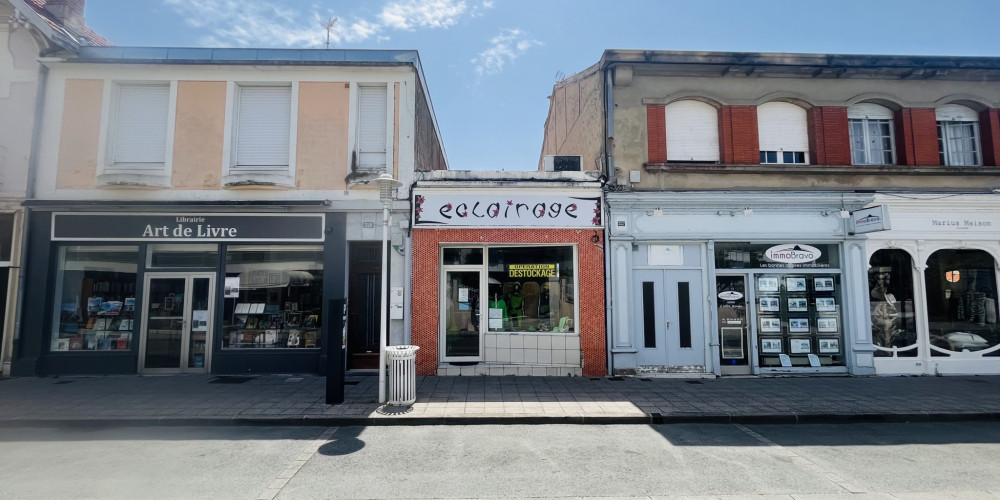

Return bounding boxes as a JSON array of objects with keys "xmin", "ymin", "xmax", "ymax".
[{"xmin": 385, "ymin": 345, "xmax": 420, "ymax": 406}]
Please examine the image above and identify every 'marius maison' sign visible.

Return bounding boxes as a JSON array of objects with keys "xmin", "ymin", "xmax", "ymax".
[{"xmin": 414, "ymin": 194, "xmax": 601, "ymax": 227}]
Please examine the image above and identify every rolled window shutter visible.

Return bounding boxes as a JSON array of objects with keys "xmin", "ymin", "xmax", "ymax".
[
  {"xmin": 113, "ymin": 84, "xmax": 169, "ymax": 164},
  {"xmin": 236, "ymin": 86, "xmax": 291, "ymax": 167},
  {"xmin": 757, "ymin": 102, "xmax": 808, "ymax": 152},
  {"xmin": 358, "ymin": 85, "xmax": 387, "ymax": 169},
  {"xmin": 665, "ymin": 100, "xmax": 719, "ymax": 162}
]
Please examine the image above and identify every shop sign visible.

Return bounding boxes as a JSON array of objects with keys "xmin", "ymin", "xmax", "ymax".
[
  {"xmin": 413, "ymin": 194, "xmax": 601, "ymax": 227},
  {"xmin": 717, "ymin": 291, "xmax": 743, "ymax": 301},
  {"xmin": 764, "ymin": 244, "xmax": 821, "ymax": 264},
  {"xmin": 508, "ymin": 264, "xmax": 558, "ymax": 278},
  {"xmin": 849, "ymin": 205, "xmax": 890, "ymax": 234},
  {"xmin": 51, "ymin": 213, "xmax": 325, "ymax": 242}
]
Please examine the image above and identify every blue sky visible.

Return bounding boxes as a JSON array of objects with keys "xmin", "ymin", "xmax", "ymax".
[{"xmin": 85, "ymin": 0, "xmax": 1000, "ymax": 171}]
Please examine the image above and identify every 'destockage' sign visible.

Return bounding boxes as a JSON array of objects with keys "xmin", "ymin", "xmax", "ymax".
[
  {"xmin": 413, "ymin": 194, "xmax": 602, "ymax": 227},
  {"xmin": 508, "ymin": 264, "xmax": 558, "ymax": 278}
]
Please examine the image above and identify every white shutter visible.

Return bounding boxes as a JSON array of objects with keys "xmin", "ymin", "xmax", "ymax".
[
  {"xmin": 936, "ymin": 104, "xmax": 978, "ymax": 122},
  {"xmin": 358, "ymin": 84, "xmax": 387, "ymax": 169},
  {"xmin": 665, "ymin": 100, "xmax": 719, "ymax": 162},
  {"xmin": 757, "ymin": 101, "xmax": 808, "ymax": 152},
  {"xmin": 236, "ymin": 86, "xmax": 291, "ymax": 167},
  {"xmin": 848, "ymin": 103, "xmax": 893, "ymax": 120},
  {"xmin": 113, "ymin": 84, "xmax": 169, "ymax": 165}
]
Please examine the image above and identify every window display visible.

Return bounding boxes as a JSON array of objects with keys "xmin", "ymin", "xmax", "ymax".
[
  {"xmin": 51, "ymin": 246, "xmax": 138, "ymax": 351},
  {"xmin": 869, "ymin": 249, "xmax": 918, "ymax": 357},
  {"xmin": 486, "ymin": 246, "xmax": 575, "ymax": 333},
  {"xmin": 753, "ymin": 273, "xmax": 844, "ymax": 366},
  {"xmin": 924, "ymin": 249, "xmax": 999, "ymax": 355},
  {"xmin": 222, "ymin": 246, "xmax": 323, "ymax": 349}
]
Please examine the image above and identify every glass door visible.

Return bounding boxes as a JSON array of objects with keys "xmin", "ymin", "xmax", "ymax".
[
  {"xmin": 140, "ymin": 273, "xmax": 215, "ymax": 373},
  {"xmin": 441, "ymin": 268, "xmax": 483, "ymax": 361},
  {"xmin": 716, "ymin": 274, "xmax": 751, "ymax": 375}
]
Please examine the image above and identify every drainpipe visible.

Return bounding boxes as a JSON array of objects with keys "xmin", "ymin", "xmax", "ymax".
[
  {"xmin": 602, "ymin": 63, "xmax": 615, "ymax": 376},
  {"xmin": 6, "ymin": 60, "xmax": 48, "ymax": 376}
]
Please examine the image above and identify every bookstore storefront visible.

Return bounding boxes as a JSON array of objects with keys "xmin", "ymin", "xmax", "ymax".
[
  {"xmin": 410, "ymin": 188, "xmax": 607, "ymax": 376},
  {"xmin": 11, "ymin": 209, "xmax": 347, "ymax": 376}
]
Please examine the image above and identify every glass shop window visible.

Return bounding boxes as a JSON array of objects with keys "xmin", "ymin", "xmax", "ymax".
[
  {"xmin": 51, "ymin": 245, "xmax": 139, "ymax": 352},
  {"xmin": 0, "ymin": 213, "xmax": 13, "ymax": 263},
  {"xmin": 924, "ymin": 249, "xmax": 999, "ymax": 355},
  {"xmin": 223, "ymin": 245, "xmax": 323, "ymax": 349},
  {"xmin": 869, "ymin": 250, "xmax": 918, "ymax": 357},
  {"xmin": 485, "ymin": 246, "xmax": 575, "ymax": 333},
  {"xmin": 146, "ymin": 244, "xmax": 219, "ymax": 268},
  {"xmin": 754, "ymin": 273, "xmax": 844, "ymax": 367}
]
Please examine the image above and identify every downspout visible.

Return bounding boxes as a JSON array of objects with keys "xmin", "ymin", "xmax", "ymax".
[
  {"xmin": 6, "ymin": 60, "xmax": 48, "ymax": 375},
  {"xmin": 602, "ymin": 63, "xmax": 615, "ymax": 376}
]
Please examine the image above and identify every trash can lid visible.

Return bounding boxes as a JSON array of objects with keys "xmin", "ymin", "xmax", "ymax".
[{"xmin": 385, "ymin": 345, "xmax": 420, "ymax": 352}]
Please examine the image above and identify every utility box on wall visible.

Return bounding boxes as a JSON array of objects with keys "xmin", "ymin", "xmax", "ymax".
[{"xmin": 389, "ymin": 287, "xmax": 404, "ymax": 319}]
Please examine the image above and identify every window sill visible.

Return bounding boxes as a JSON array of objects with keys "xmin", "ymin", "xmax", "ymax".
[
  {"xmin": 223, "ymin": 172, "xmax": 295, "ymax": 188},
  {"xmin": 346, "ymin": 169, "xmax": 387, "ymax": 187},
  {"xmin": 97, "ymin": 171, "xmax": 171, "ymax": 188}
]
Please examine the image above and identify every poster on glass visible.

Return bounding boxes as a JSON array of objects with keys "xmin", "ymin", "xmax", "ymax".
[
  {"xmin": 787, "ymin": 298, "xmax": 808, "ymax": 312},
  {"xmin": 761, "ymin": 337, "xmax": 782, "ymax": 353},
  {"xmin": 815, "ymin": 297, "xmax": 837, "ymax": 312},
  {"xmin": 786, "ymin": 277, "xmax": 807, "ymax": 292},
  {"xmin": 757, "ymin": 277, "xmax": 779, "ymax": 292},
  {"xmin": 760, "ymin": 317, "xmax": 781, "ymax": 333},
  {"xmin": 819, "ymin": 337, "xmax": 840, "ymax": 353},
  {"xmin": 790, "ymin": 338, "xmax": 811, "ymax": 354},
  {"xmin": 817, "ymin": 317, "xmax": 838, "ymax": 333},
  {"xmin": 758, "ymin": 297, "xmax": 779, "ymax": 312},
  {"xmin": 814, "ymin": 277, "xmax": 835, "ymax": 291},
  {"xmin": 789, "ymin": 318, "xmax": 810, "ymax": 333}
]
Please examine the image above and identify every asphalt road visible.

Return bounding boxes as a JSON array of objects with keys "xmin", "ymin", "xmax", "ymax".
[{"xmin": 0, "ymin": 422, "xmax": 998, "ymax": 499}]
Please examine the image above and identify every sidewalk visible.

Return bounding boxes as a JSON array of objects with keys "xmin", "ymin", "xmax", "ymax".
[{"xmin": 1, "ymin": 373, "xmax": 1000, "ymax": 427}]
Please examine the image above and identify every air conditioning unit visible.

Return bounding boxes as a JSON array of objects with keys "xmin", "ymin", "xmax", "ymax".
[{"xmin": 543, "ymin": 155, "xmax": 582, "ymax": 172}]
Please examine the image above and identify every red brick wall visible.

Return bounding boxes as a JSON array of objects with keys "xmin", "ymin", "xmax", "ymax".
[
  {"xmin": 411, "ymin": 228, "xmax": 607, "ymax": 376},
  {"xmin": 718, "ymin": 105, "xmax": 759, "ymax": 164},
  {"xmin": 979, "ymin": 109, "xmax": 1000, "ymax": 167},
  {"xmin": 894, "ymin": 108, "xmax": 940, "ymax": 166},
  {"xmin": 646, "ymin": 104, "xmax": 667, "ymax": 163},
  {"xmin": 807, "ymin": 107, "xmax": 851, "ymax": 165}
]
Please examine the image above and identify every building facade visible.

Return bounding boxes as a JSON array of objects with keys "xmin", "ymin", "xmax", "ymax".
[
  {"xmin": 0, "ymin": 0, "xmax": 109, "ymax": 375},
  {"xmin": 11, "ymin": 46, "xmax": 446, "ymax": 376},
  {"xmin": 410, "ymin": 171, "xmax": 606, "ymax": 376},
  {"xmin": 542, "ymin": 50, "xmax": 1000, "ymax": 376}
]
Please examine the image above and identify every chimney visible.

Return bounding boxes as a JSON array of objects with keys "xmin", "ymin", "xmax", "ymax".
[{"xmin": 46, "ymin": 0, "xmax": 86, "ymax": 32}]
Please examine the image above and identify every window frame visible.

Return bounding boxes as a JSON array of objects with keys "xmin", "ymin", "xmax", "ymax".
[
  {"xmin": 664, "ymin": 99, "xmax": 720, "ymax": 163},
  {"xmin": 97, "ymin": 80, "xmax": 177, "ymax": 187},
  {"xmin": 759, "ymin": 150, "xmax": 807, "ymax": 165},
  {"xmin": 849, "ymin": 117, "xmax": 896, "ymax": 165},
  {"xmin": 353, "ymin": 82, "xmax": 393, "ymax": 173},
  {"xmin": 938, "ymin": 120, "xmax": 982, "ymax": 167},
  {"xmin": 223, "ymin": 81, "xmax": 298, "ymax": 186}
]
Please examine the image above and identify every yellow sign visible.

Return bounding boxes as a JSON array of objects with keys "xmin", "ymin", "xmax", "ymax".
[{"xmin": 508, "ymin": 264, "xmax": 557, "ymax": 278}]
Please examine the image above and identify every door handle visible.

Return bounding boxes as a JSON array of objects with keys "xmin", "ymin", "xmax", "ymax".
[{"xmin": 666, "ymin": 321, "xmax": 671, "ymax": 329}]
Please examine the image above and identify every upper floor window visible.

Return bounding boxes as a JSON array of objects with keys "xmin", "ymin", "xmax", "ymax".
[
  {"xmin": 234, "ymin": 85, "xmax": 292, "ymax": 169},
  {"xmin": 757, "ymin": 101, "xmax": 808, "ymax": 164},
  {"xmin": 849, "ymin": 103, "xmax": 895, "ymax": 165},
  {"xmin": 665, "ymin": 100, "xmax": 719, "ymax": 163},
  {"xmin": 937, "ymin": 104, "xmax": 981, "ymax": 166},
  {"xmin": 357, "ymin": 84, "xmax": 388, "ymax": 170},
  {"xmin": 109, "ymin": 83, "xmax": 170, "ymax": 168}
]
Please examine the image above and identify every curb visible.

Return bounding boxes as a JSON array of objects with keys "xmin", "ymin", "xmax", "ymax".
[{"xmin": 0, "ymin": 411, "xmax": 996, "ymax": 428}]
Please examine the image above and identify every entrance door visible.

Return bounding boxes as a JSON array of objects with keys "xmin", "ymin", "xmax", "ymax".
[
  {"xmin": 716, "ymin": 274, "xmax": 751, "ymax": 375},
  {"xmin": 441, "ymin": 268, "xmax": 483, "ymax": 361},
  {"xmin": 633, "ymin": 269, "xmax": 704, "ymax": 369},
  {"xmin": 347, "ymin": 243, "xmax": 382, "ymax": 369},
  {"xmin": 140, "ymin": 273, "xmax": 215, "ymax": 373}
]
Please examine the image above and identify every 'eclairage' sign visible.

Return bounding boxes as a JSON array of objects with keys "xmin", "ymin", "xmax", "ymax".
[{"xmin": 413, "ymin": 194, "xmax": 601, "ymax": 227}]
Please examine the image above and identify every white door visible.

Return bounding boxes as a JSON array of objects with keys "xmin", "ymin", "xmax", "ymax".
[
  {"xmin": 140, "ymin": 273, "xmax": 215, "ymax": 373},
  {"xmin": 633, "ymin": 269, "xmax": 704, "ymax": 369}
]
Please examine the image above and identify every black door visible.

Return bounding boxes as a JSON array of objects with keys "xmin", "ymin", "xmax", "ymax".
[{"xmin": 347, "ymin": 243, "xmax": 382, "ymax": 369}]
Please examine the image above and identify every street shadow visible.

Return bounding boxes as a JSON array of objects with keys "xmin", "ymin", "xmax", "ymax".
[{"xmin": 316, "ymin": 426, "xmax": 365, "ymax": 456}]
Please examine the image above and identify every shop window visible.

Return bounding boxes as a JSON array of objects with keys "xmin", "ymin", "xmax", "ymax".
[
  {"xmin": 757, "ymin": 101, "xmax": 809, "ymax": 165},
  {"xmin": 924, "ymin": 249, "xmax": 999, "ymax": 354},
  {"xmin": 222, "ymin": 245, "xmax": 323, "ymax": 349},
  {"xmin": 486, "ymin": 246, "xmax": 575, "ymax": 333},
  {"xmin": 51, "ymin": 246, "xmax": 139, "ymax": 352},
  {"xmin": 0, "ymin": 213, "xmax": 13, "ymax": 263},
  {"xmin": 664, "ymin": 100, "xmax": 719, "ymax": 162},
  {"xmin": 357, "ymin": 84, "xmax": 388, "ymax": 170},
  {"xmin": 146, "ymin": 244, "xmax": 219, "ymax": 269},
  {"xmin": 754, "ymin": 273, "xmax": 845, "ymax": 367},
  {"xmin": 443, "ymin": 247, "xmax": 483, "ymax": 266},
  {"xmin": 849, "ymin": 103, "xmax": 895, "ymax": 165},
  {"xmin": 869, "ymin": 249, "xmax": 918, "ymax": 357}
]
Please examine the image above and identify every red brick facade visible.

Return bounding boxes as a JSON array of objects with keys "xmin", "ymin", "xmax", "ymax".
[
  {"xmin": 718, "ymin": 105, "xmax": 759, "ymax": 164},
  {"xmin": 807, "ymin": 107, "xmax": 852, "ymax": 165},
  {"xmin": 646, "ymin": 104, "xmax": 667, "ymax": 163},
  {"xmin": 410, "ymin": 228, "xmax": 607, "ymax": 376},
  {"xmin": 894, "ymin": 108, "xmax": 941, "ymax": 166}
]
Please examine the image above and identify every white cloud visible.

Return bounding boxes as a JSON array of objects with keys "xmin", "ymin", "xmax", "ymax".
[
  {"xmin": 163, "ymin": 0, "xmax": 494, "ymax": 47},
  {"xmin": 472, "ymin": 29, "xmax": 542, "ymax": 76}
]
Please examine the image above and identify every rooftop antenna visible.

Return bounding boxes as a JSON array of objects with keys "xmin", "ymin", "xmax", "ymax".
[{"xmin": 324, "ymin": 17, "xmax": 338, "ymax": 49}]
